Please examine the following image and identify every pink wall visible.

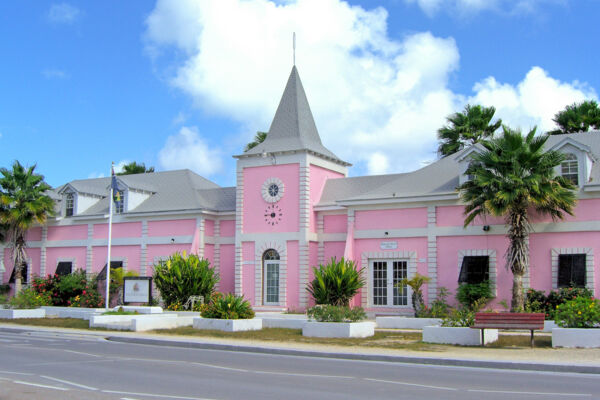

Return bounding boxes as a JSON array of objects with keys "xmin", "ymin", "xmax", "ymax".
[
  {"xmin": 437, "ymin": 205, "xmax": 504, "ymax": 227},
  {"xmin": 2, "ymin": 247, "xmax": 40, "ymax": 282},
  {"xmin": 307, "ymin": 241, "xmax": 320, "ymax": 307},
  {"xmin": 323, "ymin": 241, "xmax": 345, "ymax": 263},
  {"xmin": 26, "ymin": 227, "xmax": 42, "ymax": 241},
  {"xmin": 242, "ymin": 163, "xmax": 299, "ymax": 233},
  {"xmin": 354, "ymin": 237, "xmax": 429, "ymax": 304},
  {"xmin": 45, "ymin": 247, "xmax": 87, "ymax": 276},
  {"xmin": 219, "ymin": 220, "xmax": 235, "ymax": 237},
  {"xmin": 531, "ymin": 198, "xmax": 600, "ymax": 223},
  {"xmin": 436, "ymin": 235, "xmax": 510, "ymax": 307},
  {"xmin": 219, "ymin": 244, "xmax": 235, "ymax": 294},
  {"xmin": 286, "ymin": 241, "xmax": 299, "ymax": 309},
  {"xmin": 323, "ymin": 214, "xmax": 347, "ymax": 233},
  {"xmin": 204, "ymin": 220, "xmax": 215, "ymax": 237},
  {"xmin": 530, "ymin": 231, "xmax": 600, "ymax": 295},
  {"xmin": 242, "ymin": 242, "xmax": 255, "ymax": 304},
  {"xmin": 310, "ymin": 165, "xmax": 344, "ymax": 232},
  {"xmin": 93, "ymin": 222, "xmax": 142, "ymax": 239},
  {"xmin": 204, "ymin": 244, "xmax": 214, "ymax": 265},
  {"xmin": 91, "ymin": 245, "xmax": 141, "ymax": 274},
  {"xmin": 48, "ymin": 224, "xmax": 88, "ymax": 241},
  {"xmin": 146, "ymin": 244, "xmax": 191, "ymax": 276},
  {"xmin": 355, "ymin": 208, "xmax": 428, "ymax": 230},
  {"xmin": 147, "ymin": 219, "xmax": 195, "ymax": 237}
]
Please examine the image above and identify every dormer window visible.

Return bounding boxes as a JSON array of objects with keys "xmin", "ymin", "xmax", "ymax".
[
  {"xmin": 65, "ymin": 193, "xmax": 74, "ymax": 217},
  {"xmin": 561, "ymin": 153, "xmax": 579, "ymax": 185},
  {"xmin": 114, "ymin": 190, "xmax": 124, "ymax": 214}
]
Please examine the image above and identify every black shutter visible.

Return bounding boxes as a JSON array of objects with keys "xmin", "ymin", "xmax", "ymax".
[
  {"xmin": 458, "ymin": 258, "xmax": 468, "ymax": 283},
  {"xmin": 558, "ymin": 255, "xmax": 571, "ymax": 288},
  {"xmin": 572, "ymin": 254, "xmax": 586, "ymax": 287},
  {"xmin": 459, "ymin": 256, "xmax": 489, "ymax": 284},
  {"xmin": 56, "ymin": 262, "xmax": 73, "ymax": 276},
  {"xmin": 558, "ymin": 254, "xmax": 586, "ymax": 288},
  {"xmin": 8, "ymin": 263, "xmax": 28, "ymax": 284}
]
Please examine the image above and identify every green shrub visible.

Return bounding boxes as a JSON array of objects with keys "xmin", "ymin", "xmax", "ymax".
[
  {"xmin": 420, "ymin": 287, "xmax": 451, "ymax": 318},
  {"xmin": 31, "ymin": 270, "xmax": 102, "ymax": 308},
  {"xmin": 153, "ymin": 252, "xmax": 219, "ymax": 309},
  {"xmin": 456, "ymin": 281, "xmax": 492, "ymax": 309},
  {"xmin": 555, "ymin": 297, "xmax": 600, "ymax": 328},
  {"xmin": 307, "ymin": 257, "xmax": 364, "ymax": 307},
  {"xmin": 8, "ymin": 287, "xmax": 51, "ymax": 309},
  {"xmin": 525, "ymin": 287, "xmax": 594, "ymax": 320},
  {"xmin": 441, "ymin": 298, "xmax": 486, "ymax": 327},
  {"xmin": 306, "ymin": 305, "xmax": 367, "ymax": 322},
  {"xmin": 0, "ymin": 284, "xmax": 10, "ymax": 295},
  {"xmin": 200, "ymin": 293, "xmax": 254, "ymax": 319}
]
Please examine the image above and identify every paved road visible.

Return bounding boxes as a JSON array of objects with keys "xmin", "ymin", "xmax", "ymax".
[{"xmin": 0, "ymin": 329, "xmax": 598, "ymax": 400}]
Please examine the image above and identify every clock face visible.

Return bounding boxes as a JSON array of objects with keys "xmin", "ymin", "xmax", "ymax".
[
  {"xmin": 264, "ymin": 204, "xmax": 283, "ymax": 226},
  {"xmin": 262, "ymin": 177, "xmax": 284, "ymax": 203}
]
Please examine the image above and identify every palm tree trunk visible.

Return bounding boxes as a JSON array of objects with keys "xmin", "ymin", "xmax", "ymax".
[
  {"xmin": 511, "ymin": 272, "xmax": 525, "ymax": 312},
  {"xmin": 12, "ymin": 231, "xmax": 27, "ymax": 294},
  {"xmin": 507, "ymin": 206, "xmax": 529, "ymax": 312}
]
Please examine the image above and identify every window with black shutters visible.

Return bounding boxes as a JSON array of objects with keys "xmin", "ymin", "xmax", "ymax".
[
  {"xmin": 9, "ymin": 263, "xmax": 28, "ymax": 284},
  {"xmin": 558, "ymin": 254, "xmax": 586, "ymax": 288},
  {"xmin": 56, "ymin": 261, "xmax": 73, "ymax": 276},
  {"xmin": 458, "ymin": 256, "xmax": 489, "ymax": 284},
  {"xmin": 97, "ymin": 261, "xmax": 124, "ymax": 280}
]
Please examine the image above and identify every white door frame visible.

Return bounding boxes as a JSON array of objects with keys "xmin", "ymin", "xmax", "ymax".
[{"xmin": 369, "ymin": 259, "xmax": 409, "ymax": 308}]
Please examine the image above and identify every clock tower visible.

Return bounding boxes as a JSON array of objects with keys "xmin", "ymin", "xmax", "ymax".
[{"xmin": 233, "ymin": 66, "xmax": 350, "ymax": 310}]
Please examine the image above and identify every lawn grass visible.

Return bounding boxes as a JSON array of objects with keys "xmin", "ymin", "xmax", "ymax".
[{"xmin": 0, "ymin": 318, "xmax": 90, "ymax": 329}]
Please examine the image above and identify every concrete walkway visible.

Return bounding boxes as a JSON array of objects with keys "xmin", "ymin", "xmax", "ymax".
[{"xmin": 2, "ymin": 323, "xmax": 600, "ymax": 374}]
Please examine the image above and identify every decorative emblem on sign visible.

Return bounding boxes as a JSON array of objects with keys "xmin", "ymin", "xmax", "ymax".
[{"xmin": 262, "ymin": 177, "xmax": 284, "ymax": 203}]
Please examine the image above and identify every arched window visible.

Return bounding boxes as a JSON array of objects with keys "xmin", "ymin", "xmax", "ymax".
[
  {"xmin": 561, "ymin": 153, "xmax": 579, "ymax": 185},
  {"xmin": 263, "ymin": 249, "xmax": 280, "ymax": 304}
]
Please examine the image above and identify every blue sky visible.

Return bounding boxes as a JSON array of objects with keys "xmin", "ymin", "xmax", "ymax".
[{"xmin": 0, "ymin": 0, "xmax": 598, "ymax": 188}]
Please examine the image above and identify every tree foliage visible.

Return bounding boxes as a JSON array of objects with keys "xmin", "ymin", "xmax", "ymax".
[
  {"xmin": 0, "ymin": 161, "xmax": 55, "ymax": 293},
  {"xmin": 117, "ymin": 161, "xmax": 155, "ymax": 175},
  {"xmin": 458, "ymin": 127, "xmax": 577, "ymax": 311},
  {"xmin": 437, "ymin": 104, "xmax": 502, "ymax": 157},
  {"xmin": 549, "ymin": 100, "xmax": 600, "ymax": 135},
  {"xmin": 307, "ymin": 257, "xmax": 365, "ymax": 307},
  {"xmin": 244, "ymin": 131, "xmax": 267, "ymax": 152}
]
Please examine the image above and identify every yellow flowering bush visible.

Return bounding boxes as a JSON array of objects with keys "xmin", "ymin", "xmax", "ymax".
[{"xmin": 555, "ymin": 297, "xmax": 600, "ymax": 328}]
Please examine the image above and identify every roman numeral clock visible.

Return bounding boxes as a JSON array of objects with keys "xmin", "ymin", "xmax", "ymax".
[{"xmin": 262, "ymin": 177, "xmax": 284, "ymax": 226}]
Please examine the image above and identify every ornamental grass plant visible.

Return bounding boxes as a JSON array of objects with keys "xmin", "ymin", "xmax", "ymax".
[
  {"xmin": 153, "ymin": 252, "xmax": 219, "ymax": 309},
  {"xmin": 200, "ymin": 293, "xmax": 254, "ymax": 319},
  {"xmin": 307, "ymin": 257, "xmax": 364, "ymax": 307},
  {"xmin": 306, "ymin": 305, "xmax": 366, "ymax": 322}
]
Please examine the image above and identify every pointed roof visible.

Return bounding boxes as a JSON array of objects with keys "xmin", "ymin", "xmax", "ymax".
[{"xmin": 237, "ymin": 66, "xmax": 350, "ymax": 166}]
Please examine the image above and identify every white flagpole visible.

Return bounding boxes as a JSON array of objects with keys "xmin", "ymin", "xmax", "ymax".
[{"xmin": 105, "ymin": 162, "xmax": 114, "ymax": 310}]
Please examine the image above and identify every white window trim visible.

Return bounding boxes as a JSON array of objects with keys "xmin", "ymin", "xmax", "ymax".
[
  {"xmin": 103, "ymin": 257, "xmax": 128, "ymax": 272},
  {"xmin": 56, "ymin": 257, "xmax": 77, "ymax": 274},
  {"xmin": 552, "ymin": 248, "xmax": 594, "ymax": 293},
  {"xmin": 65, "ymin": 193, "xmax": 75, "ymax": 217},
  {"xmin": 458, "ymin": 249, "xmax": 497, "ymax": 297},
  {"xmin": 361, "ymin": 251, "xmax": 417, "ymax": 309},
  {"xmin": 255, "ymin": 242, "xmax": 287, "ymax": 307}
]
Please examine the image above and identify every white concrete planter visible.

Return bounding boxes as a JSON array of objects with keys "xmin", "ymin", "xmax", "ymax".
[
  {"xmin": 422, "ymin": 326, "xmax": 498, "ymax": 346},
  {"xmin": 376, "ymin": 317, "xmax": 442, "ymax": 329},
  {"xmin": 542, "ymin": 320, "xmax": 558, "ymax": 333},
  {"xmin": 552, "ymin": 328, "xmax": 600, "ymax": 348},
  {"xmin": 302, "ymin": 321, "xmax": 375, "ymax": 338},
  {"xmin": 113, "ymin": 306, "xmax": 163, "ymax": 314},
  {"xmin": 0, "ymin": 309, "xmax": 46, "ymax": 319},
  {"xmin": 262, "ymin": 318, "xmax": 307, "ymax": 329},
  {"xmin": 90, "ymin": 313, "xmax": 178, "ymax": 331},
  {"xmin": 193, "ymin": 317, "xmax": 263, "ymax": 332}
]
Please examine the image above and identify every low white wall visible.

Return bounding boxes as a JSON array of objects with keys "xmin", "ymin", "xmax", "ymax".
[
  {"xmin": 193, "ymin": 318, "xmax": 263, "ymax": 332},
  {"xmin": 42, "ymin": 306, "xmax": 105, "ymax": 317},
  {"xmin": 302, "ymin": 321, "xmax": 375, "ymax": 338},
  {"xmin": 376, "ymin": 317, "xmax": 442, "ymax": 329},
  {"xmin": 114, "ymin": 306, "xmax": 163, "ymax": 314},
  {"xmin": 422, "ymin": 326, "xmax": 498, "ymax": 346},
  {"xmin": 552, "ymin": 328, "xmax": 600, "ymax": 348},
  {"xmin": 132, "ymin": 316, "xmax": 195, "ymax": 331},
  {"xmin": 90, "ymin": 313, "xmax": 177, "ymax": 330},
  {"xmin": 262, "ymin": 318, "xmax": 307, "ymax": 329},
  {"xmin": 0, "ymin": 309, "xmax": 46, "ymax": 319},
  {"xmin": 543, "ymin": 320, "xmax": 558, "ymax": 333}
]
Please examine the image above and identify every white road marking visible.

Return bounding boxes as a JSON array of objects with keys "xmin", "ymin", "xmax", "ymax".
[
  {"xmin": 253, "ymin": 370, "xmax": 353, "ymax": 379},
  {"xmin": 365, "ymin": 377, "xmax": 457, "ymax": 391},
  {"xmin": 41, "ymin": 375, "xmax": 99, "ymax": 391},
  {"xmin": 63, "ymin": 349, "xmax": 103, "ymax": 357},
  {"xmin": 0, "ymin": 370, "xmax": 34, "ymax": 376},
  {"xmin": 468, "ymin": 389, "xmax": 592, "ymax": 396},
  {"xmin": 13, "ymin": 380, "xmax": 69, "ymax": 391},
  {"xmin": 102, "ymin": 390, "xmax": 215, "ymax": 400},
  {"xmin": 190, "ymin": 361, "xmax": 248, "ymax": 372}
]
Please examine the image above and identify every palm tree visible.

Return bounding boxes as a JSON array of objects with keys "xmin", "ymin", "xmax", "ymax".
[
  {"xmin": 548, "ymin": 100, "xmax": 600, "ymax": 135},
  {"xmin": 0, "ymin": 161, "xmax": 55, "ymax": 293},
  {"xmin": 458, "ymin": 127, "xmax": 577, "ymax": 311},
  {"xmin": 117, "ymin": 161, "xmax": 155, "ymax": 175},
  {"xmin": 244, "ymin": 131, "xmax": 267, "ymax": 152},
  {"xmin": 437, "ymin": 104, "xmax": 502, "ymax": 157}
]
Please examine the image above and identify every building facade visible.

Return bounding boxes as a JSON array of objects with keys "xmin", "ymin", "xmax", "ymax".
[{"xmin": 2, "ymin": 66, "xmax": 600, "ymax": 313}]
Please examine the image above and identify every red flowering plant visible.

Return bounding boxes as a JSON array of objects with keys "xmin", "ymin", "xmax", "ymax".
[{"xmin": 32, "ymin": 269, "xmax": 103, "ymax": 308}]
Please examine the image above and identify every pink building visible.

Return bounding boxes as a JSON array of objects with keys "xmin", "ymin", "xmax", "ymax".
[{"xmin": 2, "ymin": 66, "xmax": 599, "ymax": 313}]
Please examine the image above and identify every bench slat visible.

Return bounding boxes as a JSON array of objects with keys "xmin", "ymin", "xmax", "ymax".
[{"xmin": 472, "ymin": 312, "xmax": 545, "ymax": 330}]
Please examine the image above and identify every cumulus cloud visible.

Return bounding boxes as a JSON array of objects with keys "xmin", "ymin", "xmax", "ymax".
[
  {"xmin": 47, "ymin": 3, "xmax": 80, "ymax": 24},
  {"xmin": 470, "ymin": 67, "xmax": 597, "ymax": 132},
  {"xmin": 404, "ymin": 0, "xmax": 565, "ymax": 17},
  {"xmin": 42, "ymin": 69, "xmax": 69, "ymax": 79},
  {"xmin": 145, "ymin": 0, "xmax": 594, "ymax": 175},
  {"xmin": 158, "ymin": 126, "xmax": 223, "ymax": 176}
]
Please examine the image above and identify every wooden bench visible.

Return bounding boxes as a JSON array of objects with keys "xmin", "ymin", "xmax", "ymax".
[{"xmin": 471, "ymin": 312, "xmax": 545, "ymax": 347}]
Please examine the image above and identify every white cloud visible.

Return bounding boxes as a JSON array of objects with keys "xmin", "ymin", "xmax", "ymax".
[
  {"xmin": 158, "ymin": 126, "xmax": 223, "ymax": 176},
  {"xmin": 145, "ymin": 0, "xmax": 594, "ymax": 175},
  {"xmin": 404, "ymin": 0, "xmax": 565, "ymax": 17},
  {"xmin": 47, "ymin": 3, "xmax": 80, "ymax": 24},
  {"xmin": 470, "ymin": 67, "xmax": 597, "ymax": 132},
  {"xmin": 42, "ymin": 69, "xmax": 69, "ymax": 79},
  {"xmin": 87, "ymin": 172, "xmax": 106, "ymax": 179},
  {"xmin": 113, "ymin": 160, "xmax": 132, "ymax": 174}
]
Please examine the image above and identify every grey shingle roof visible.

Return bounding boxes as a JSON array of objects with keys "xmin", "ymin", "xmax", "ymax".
[
  {"xmin": 320, "ymin": 130, "xmax": 600, "ymax": 204},
  {"xmin": 58, "ymin": 170, "xmax": 233, "ymax": 217},
  {"xmin": 238, "ymin": 66, "xmax": 350, "ymax": 166}
]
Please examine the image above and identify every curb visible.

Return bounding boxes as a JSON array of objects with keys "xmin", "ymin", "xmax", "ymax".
[{"xmin": 106, "ymin": 335, "xmax": 600, "ymax": 375}]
